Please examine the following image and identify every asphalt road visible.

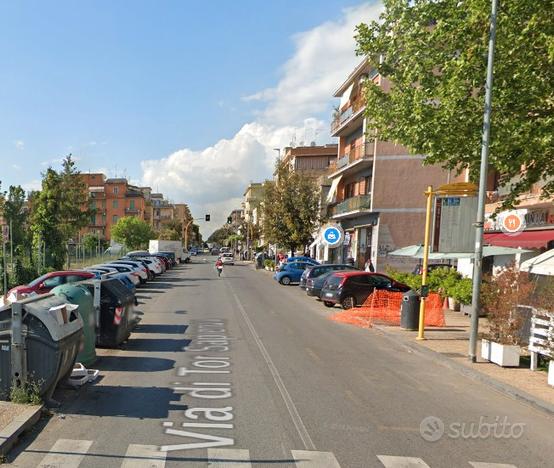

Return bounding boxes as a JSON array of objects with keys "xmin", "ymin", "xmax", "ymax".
[{"xmin": 6, "ymin": 258, "xmax": 554, "ymax": 468}]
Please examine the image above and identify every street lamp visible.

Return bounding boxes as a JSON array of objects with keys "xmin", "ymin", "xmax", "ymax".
[{"xmin": 468, "ymin": 0, "xmax": 499, "ymax": 362}]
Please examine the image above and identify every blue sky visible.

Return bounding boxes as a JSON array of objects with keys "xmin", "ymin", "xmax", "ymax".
[{"xmin": 0, "ymin": 1, "xmax": 382, "ymax": 233}]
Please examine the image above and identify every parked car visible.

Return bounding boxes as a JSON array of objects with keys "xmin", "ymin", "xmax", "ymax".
[
  {"xmin": 87, "ymin": 265, "xmax": 141, "ymax": 286},
  {"xmin": 273, "ymin": 261, "xmax": 312, "ymax": 285},
  {"xmin": 220, "ymin": 253, "xmax": 235, "ymax": 265},
  {"xmin": 121, "ymin": 256, "xmax": 163, "ymax": 276},
  {"xmin": 320, "ymin": 271, "xmax": 410, "ymax": 309},
  {"xmin": 276, "ymin": 256, "xmax": 319, "ymax": 271},
  {"xmin": 7, "ymin": 270, "xmax": 96, "ymax": 298},
  {"xmin": 300, "ymin": 263, "xmax": 357, "ymax": 289},
  {"xmin": 109, "ymin": 260, "xmax": 149, "ymax": 283},
  {"xmin": 304, "ymin": 264, "xmax": 359, "ymax": 296}
]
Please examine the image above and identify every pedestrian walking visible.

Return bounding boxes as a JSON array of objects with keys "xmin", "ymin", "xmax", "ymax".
[{"xmin": 365, "ymin": 258, "xmax": 375, "ymax": 272}]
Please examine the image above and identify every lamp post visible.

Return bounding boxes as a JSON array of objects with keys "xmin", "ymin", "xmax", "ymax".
[{"xmin": 469, "ymin": 0, "xmax": 499, "ymax": 362}]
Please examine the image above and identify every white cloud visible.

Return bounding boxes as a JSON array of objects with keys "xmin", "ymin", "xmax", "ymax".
[
  {"xmin": 11, "ymin": 164, "xmax": 21, "ymax": 171},
  {"xmin": 140, "ymin": 2, "xmax": 382, "ymax": 237},
  {"xmin": 22, "ymin": 179, "xmax": 41, "ymax": 192},
  {"xmin": 14, "ymin": 140, "xmax": 24, "ymax": 150}
]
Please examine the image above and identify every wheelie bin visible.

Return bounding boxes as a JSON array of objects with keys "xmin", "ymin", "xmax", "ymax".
[
  {"xmin": 53, "ymin": 284, "xmax": 97, "ymax": 367},
  {"xmin": 0, "ymin": 294, "xmax": 83, "ymax": 401},
  {"xmin": 400, "ymin": 290, "xmax": 420, "ymax": 330},
  {"xmin": 82, "ymin": 278, "xmax": 137, "ymax": 348}
]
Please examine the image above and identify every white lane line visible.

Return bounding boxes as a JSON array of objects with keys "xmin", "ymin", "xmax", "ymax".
[
  {"xmin": 37, "ymin": 439, "xmax": 93, "ymax": 468},
  {"xmin": 377, "ymin": 455, "xmax": 431, "ymax": 468},
  {"xmin": 230, "ymin": 289, "xmax": 316, "ymax": 450},
  {"xmin": 207, "ymin": 448, "xmax": 251, "ymax": 467},
  {"xmin": 469, "ymin": 463, "xmax": 517, "ymax": 468},
  {"xmin": 292, "ymin": 450, "xmax": 341, "ymax": 467},
  {"xmin": 121, "ymin": 444, "xmax": 166, "ymax": 468}
]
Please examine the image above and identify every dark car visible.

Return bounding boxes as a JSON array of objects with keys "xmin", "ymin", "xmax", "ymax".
[
  {"xmin": 320, "ymin": 271, "xmax": 410, "ymax": 310},
  {"xmin": 299, "ymin": 263, "xmax": 358, "ymax": 289},
  {"xmin": 305, "ymin": 265, "xmax": 359, "ymax": 297}
]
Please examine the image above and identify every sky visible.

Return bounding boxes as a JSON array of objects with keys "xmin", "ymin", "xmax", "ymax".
[{"xmin": 0, "ymin": 0, "xmax": 383, "ymax": 236}]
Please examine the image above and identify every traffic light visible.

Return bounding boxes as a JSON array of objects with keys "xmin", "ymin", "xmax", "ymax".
[
  {"xmin": 227, "ymin": 216, "xmax": 232, "ymax": 224},
  {"xmin": 205, "ymin": 214, "xmax": 211, "ymax": 222}
]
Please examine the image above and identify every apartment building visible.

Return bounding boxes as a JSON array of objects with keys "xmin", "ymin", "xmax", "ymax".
[
  {"xmin": 151, "ymin": 193, "xmax": 175, "ymax": 231},
  {"xmin": 321, "ymin": 59, "xmax": 451, "ymax": 270},
  {"xmin": 281, "ymin": 144, "xmax": 338, "ymax": 178}
]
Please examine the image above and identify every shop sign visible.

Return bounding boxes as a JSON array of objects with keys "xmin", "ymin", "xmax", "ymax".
[{"xmin": 322, "ymin": 224, "xmax": 344, "ymax": 248}]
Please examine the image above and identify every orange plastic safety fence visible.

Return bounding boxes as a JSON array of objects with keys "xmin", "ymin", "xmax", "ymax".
[{"xmin": 328, "ymin": 290, "xmax": 445, "ymax": 329}]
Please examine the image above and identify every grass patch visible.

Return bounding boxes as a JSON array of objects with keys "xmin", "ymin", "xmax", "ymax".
[{"xmin": 9, "ymin": 381, "xmax": 42, "ymax": 406}]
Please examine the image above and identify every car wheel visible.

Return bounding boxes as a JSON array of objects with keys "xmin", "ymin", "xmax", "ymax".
[
  {"xmin": 185, "ymin": 258, "xmax": 191, "ymax": 263},
  {"xmin": 341, "ymin": 296, "xmax": 355, "ymax": 310},
  {"xmin": 280, "ymin": 276, "xmax": 291, "ymax": 286},
  {"xmin": 323, "ymin": 301, "xmax": 335, "ymax": 308}
]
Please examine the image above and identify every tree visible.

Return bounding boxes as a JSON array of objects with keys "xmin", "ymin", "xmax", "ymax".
[
  {"xmin": 111, "ymin": 216, "xmax": 155, "ymax": 250},
  {"xmin": 355, "ymin": 0, "xmax": 553, "ymax": 207},
  {"xmin": 30, "ymin": 169, "xmax": 66, "ymax": 270},
  {"xmin": 262, "ymin": 162, "xmax": 320, "ymax": 255},
  {"xmin": 2, "ymin": 185, "xmax": 28, "ymax": 249},
  {"xmin": 82, "ymin": 233, "xmax": 108, "ymax": 253},
  {"xmin": 59, "ymin": 155, "xmax": 92, "ymax": 240},
  {"xmin": 158, "ymin": 219, "xmax": 182, "ymax": 241}
]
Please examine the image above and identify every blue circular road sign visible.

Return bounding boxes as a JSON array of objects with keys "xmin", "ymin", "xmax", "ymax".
[{"xmin": 322, "ymin": 225, "xmax": 343, "ymax": 248}]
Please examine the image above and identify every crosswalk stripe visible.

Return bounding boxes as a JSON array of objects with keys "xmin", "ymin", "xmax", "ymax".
[
  {"xmin": 207, "ymin": 448, "xmax": 251, "ymax": 467},
  {"xmin": 121, "ymin": 444, "xmax": 166, "ymax": 468},
  {"xmin": 292, "ymin": 450, "xmax": 341, "ymax": 468},
  {"xmin": 37, "ymin": 439, "xmax": 93, "ymax": 468},
  {"xmin": 377, "ymin": 455, "xmax": 431, "ymax": 468},
  {"xmin": 469, "ymin": 463, "xmax": 517, "ymax": 468}
]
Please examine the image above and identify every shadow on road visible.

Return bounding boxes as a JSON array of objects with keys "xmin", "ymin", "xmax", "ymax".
[
  {"xmin": 96, "ymin": 355, "xmax": 175, "ymax": 372},
  {"xmin": 122, "ymin": 338, "xmax": 191, "ymax": 353},
  {"xmin": 134, "ymin": 323, "xmax": 188, "ymax": 334}
]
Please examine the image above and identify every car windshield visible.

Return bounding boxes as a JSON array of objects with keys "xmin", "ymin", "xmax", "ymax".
[{"xmin": 28, "ymin": 273, "xmax": 50, "ymax": 287}]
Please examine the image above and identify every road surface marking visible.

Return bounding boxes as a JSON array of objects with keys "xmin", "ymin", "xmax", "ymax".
[
  {"xmin": 37, "ymin": 439, "xmax": 93, "ymax": 468},
  {"xmin": 292, "ymin": 450, "xmax": 341, "ymax": 467},
  {"xmin": 305, "ymin": 347, "xmax": 321, "ymax": 362},
  {"xmin": 121, "ymin": 444, "xmax": 166, "ymax": 468},
  {"xmin": 469, "ymin": 463, "xmax": 517, "ymax": 468},
  {"xmin": 230, "ymin": 289, "xmax": 316, "ymax": 450},
  {"xmin": 377, "ymin": 455, "xmax": 431, "ymax": 467},
  {"xmin": 207, "ymin": 448, "xmax": 251, "ymax": 467}
]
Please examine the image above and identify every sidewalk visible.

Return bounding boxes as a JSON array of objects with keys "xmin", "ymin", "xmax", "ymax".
[
  {"xmin": 373, "ymin": 309, "xmax": 554, "ymax": 414},
  {"xmin": 0, "ymin": 401, "xmax": 42, "ymax": 456}
]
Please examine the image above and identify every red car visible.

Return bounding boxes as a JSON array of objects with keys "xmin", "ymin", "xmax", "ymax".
[
  {"xmin": 320, "ymin": 271, "xmax": 410, "ymax": 309},
  {"xmin": 8, "ymin": 270, "xmax": 95, "ymax": 298}
]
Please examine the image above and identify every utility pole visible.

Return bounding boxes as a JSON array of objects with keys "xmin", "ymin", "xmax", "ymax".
[{"xmin": 469, "ymin": 0, "xmax": 499, "ymax": 362}]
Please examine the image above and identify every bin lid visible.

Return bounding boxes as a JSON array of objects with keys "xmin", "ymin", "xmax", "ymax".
[{"xmin": 21, "ymin": 295, "xmax": 83, "ymax": 342}]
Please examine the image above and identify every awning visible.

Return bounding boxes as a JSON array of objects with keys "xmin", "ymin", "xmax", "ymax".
[
  {"xmin": 326, "ymin": 175, "xmax": 343, "ymax": 203},
  {"xmin": 389, "ymin": 245, "xmax": 530, "ymax": 259},
  {"xmin": 484, "ymin": 230, "xmax": 554, "ymax": 249},
  {"xmin": 339, "ymin": 83, "xmax": 354, "ymax": 108},
  {"xmin": 520, "ymin": 249, "xmax": 554, "ymax": 275}
]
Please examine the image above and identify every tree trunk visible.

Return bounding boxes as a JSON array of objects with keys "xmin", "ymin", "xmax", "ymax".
[{"xmin": 290, "ymin": 245, "xmax": 295, "ymax": 257}]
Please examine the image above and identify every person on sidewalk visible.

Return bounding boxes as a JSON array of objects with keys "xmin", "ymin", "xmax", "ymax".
[{"xmin": 364, "ymin": 259, "xmax": 375, "ymax": 272}]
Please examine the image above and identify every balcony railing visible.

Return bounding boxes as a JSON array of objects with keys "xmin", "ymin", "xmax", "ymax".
[
  {"xmin": 331, "ymin": 94, "xmax": 366, "ymax": 134},
  {"xmin": 330, "ymin": 194, "xmax": 371, "ymax": 217},
  {"xmin": 125, "ymin": 208, "xmax": 140, "ymax": 214},
  {"xmin": 334, "ymin": 142, "xmax": 373, "ymax": 170}
]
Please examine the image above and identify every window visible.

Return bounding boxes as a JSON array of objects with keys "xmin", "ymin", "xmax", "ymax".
[
  {"xmin": 112, "ymin": 200, "xmax": 118, "ymax": 209},
  {"xmin": 66, "ymin": 274, "xmax": 89, "ymax": 283},
  {"xmin": 42, "ymin": 276, "xmax": 64, "ymax": 289},
  {"xmin": 129, "ymin": 200, "xmax": 135, "ymax": 210},
  {"xmin": 365, "ymin": 176, "xmax": 371, "ymax": 194},
  {"xmin": 370, "ymin": 275, "xmax": 392, "ymax": 289},
  {"xmin": 113, "ymin": 186, "xmax": 119, "ymax": 195},
  {"xmin": 112, "ymin": 215, "xmax": 118, "ymax": 224},
  {"xmin": 90, "ymin": 215, "xmax": 96, "ymax": 225}
]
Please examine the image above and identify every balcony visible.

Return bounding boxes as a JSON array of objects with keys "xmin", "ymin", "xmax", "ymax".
[
  {"xmin": 330, "ymin": 194, "xmax": 372, "ymax": 219},
  {"xmin": 331, "ymin": 94, "xmax": 366, "ymax": 136},
  {"xmin": 329, "ymin": 143, "xmax": 373, "ymax": 178},
  {"xmin": 125, "ymin": 208, "xmax": 140, "ymax": 214}
]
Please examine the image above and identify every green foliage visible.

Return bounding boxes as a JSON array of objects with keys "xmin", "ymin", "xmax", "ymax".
[
  {"xmin": 158, "ymin": 219, "xmax": 183, "ymax": 241},
  {"xmin": 2, "ymin": 185, "xmax": 28, "ymax": 249},
  {"xmin": 450, "ymin": 277, "xmax": 473, "ymax": 305},
  {"xmin": 355, "ymin": 0, "xmax": 553, "ymax": 207},
  {"xmin": 10, "ymin": 380, "xmax": 43, "ymax": 405},
  {"xmin": 208, "ymin": 226, "xmax": 233, "ymax": 246},
  {"xmin": 13, "ymin": 258, "xmax": 38, "ymax": 286},
  {"xmin": 261, "ymin": 162, "xmax": 320, "ymax": 255},
  {"xmin": 264, "ymin": 259, "xmax": 275, "ymax": 269},
  {"xmin": 111, "ymin": 216, "xmax": 155, "ymax": 250},
  {"xmin": 82, "ymin": 233, "xmax": 108, "ymax": 252},
  {"xmin": 386, "ymin": 266, "xmax": 467, "ymax": 299}
]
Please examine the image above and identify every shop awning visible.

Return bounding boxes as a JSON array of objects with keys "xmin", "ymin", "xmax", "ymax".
[
  {"xmin": 484, "ymin": 230, "xmax": 554, "ymax": 249},
  {"xmin": 326, "ymin": 175, "xmax": 343, "ymax": 203},
  {"xmin": 389, "ymin": 245, "xmax": 530, "ymax": 259},
  {"xmin": 520, "ymin": 249, "xmax": 554, "ymax": 275}
]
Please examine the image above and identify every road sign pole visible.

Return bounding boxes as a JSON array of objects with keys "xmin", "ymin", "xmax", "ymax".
[
  {"xmin": 417, "ymin": 186, "xmax": 434, "ymax": 341},
  {"xmin": 469, "ymin": 0, "xmax": 498, "ymax": 362}
]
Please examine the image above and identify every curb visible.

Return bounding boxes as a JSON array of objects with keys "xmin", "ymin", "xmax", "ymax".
[
  {"xmin": 0, "ymin": 404, "xmax": 43, "ymax": 457},
  {"xmin": 372, "ymin": 325, "xmax": 554, "ymax": 416}
]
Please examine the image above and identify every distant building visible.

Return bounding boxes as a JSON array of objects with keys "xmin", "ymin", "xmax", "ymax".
[{"xmin": 281, "ymin": 144, "xmax": 338, "ymax": 178}]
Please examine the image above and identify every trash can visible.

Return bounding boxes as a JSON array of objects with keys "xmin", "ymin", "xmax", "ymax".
[
  {"xmin": 0, "ymin": 295, "xmax": 83, "ymax": 401},
  {"xmin": 53, "ymin": 284, "xmax": 97, "ymax": 367},
  {"xmin": 401, "ymin": 290, "xmax": 420, "ymax": 330},
  {"xmin": 82, "ymin": 278, "xmax": 137, "ymax": 348}
]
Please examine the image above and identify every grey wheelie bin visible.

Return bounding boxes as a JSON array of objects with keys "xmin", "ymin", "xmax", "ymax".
[
  {"xmin": 0, "ymin": 294, "xmax": 83, "ymax": 402},
  {"xmin": 400, "ymin": 290, "xmax": 420, "ymax": 330},
  {"xmin": 82, "ymin": 278, "xmax": 137, "ymax": 348}
]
